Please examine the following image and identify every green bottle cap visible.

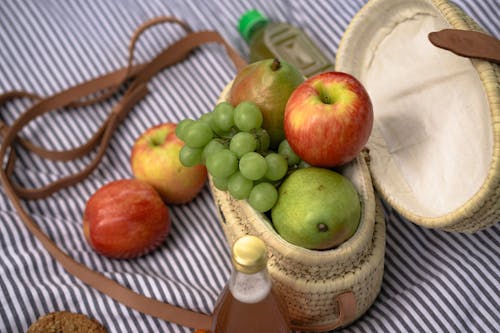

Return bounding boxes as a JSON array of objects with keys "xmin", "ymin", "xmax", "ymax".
[{"xmin": 238, "ymin": 9, "xmax": 269, "ymax": 43}]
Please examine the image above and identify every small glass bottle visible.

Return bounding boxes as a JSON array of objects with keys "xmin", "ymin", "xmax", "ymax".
[
  {"xmin": 211, "ymin": 235, "xmax": 291, "ymax": 333},
  {"xmin": 238, "ymin": 9, "xmax": 335, "ymax": 77}
]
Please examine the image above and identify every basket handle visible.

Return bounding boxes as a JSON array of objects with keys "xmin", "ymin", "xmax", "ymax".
[
  {"xmin": 428, "ymin": 29, "xmax": 500, "ymax": 64},
  {"xmin": 290, "ymin": 291, "xmax": 357, "ymax": 332}
]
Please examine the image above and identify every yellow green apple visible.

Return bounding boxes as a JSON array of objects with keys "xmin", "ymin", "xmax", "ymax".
[{"xmin": 131, "ymin": 123, "xmax": 207, "ymax": 204}]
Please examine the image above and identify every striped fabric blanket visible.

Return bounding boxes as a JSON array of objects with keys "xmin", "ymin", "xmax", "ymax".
[{"xmin": 0, "ymin": 1, "xmax": 498, "ymax": 332}]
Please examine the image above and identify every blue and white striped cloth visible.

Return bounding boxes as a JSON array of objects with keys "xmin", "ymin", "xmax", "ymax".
[{"xmin": 0, "ymin": 1, "xmax": 498, "ymax": 332}]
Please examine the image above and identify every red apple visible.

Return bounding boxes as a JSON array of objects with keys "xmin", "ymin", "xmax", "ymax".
[
  {"xmin": 83, "ymin": 179, "xmax": 170, "ymax": 259},
  {"xmin": 284, "ymin": 72, "xmax": 373, "ymax": 167},
  {"xmin": 131, "ymin": 123, "xmax": 208, "ymax": 204}
]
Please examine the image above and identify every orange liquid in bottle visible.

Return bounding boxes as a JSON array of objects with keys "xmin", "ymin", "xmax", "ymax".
[
  {"xmin": 212, "ymin": 286, "xmax": 290, "ymax": 333},
  {"xmin": 211, "ymin": 235, "xmax": 291, "ymax": 332}
]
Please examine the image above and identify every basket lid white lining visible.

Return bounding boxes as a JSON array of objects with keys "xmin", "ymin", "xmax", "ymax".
[{"xmin": 335, "ymin": 0, "xmax": 494, "ymax": 221}]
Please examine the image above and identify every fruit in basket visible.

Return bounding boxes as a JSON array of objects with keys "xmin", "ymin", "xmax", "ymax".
[
  {"xmin": 83, "ymin": 179, "xmax": 170, "ymax": 259},
  {"xmin": 131, "ymin": 123, "xmax": 207, "ymax": 204},
  {"xmin": 229, "ymin": 58, "xmax": 304, "ymax": 148},
  {"xmin": 177, "ymin": 102, "xmax": 299, "ymax": 213},
  {"xmin": 284, "ymin": 71, "xmax": 373, "ymax": 167},
  {"xmin": 271, "ymin": 167, "xmax": 360, "ymax": 250}
]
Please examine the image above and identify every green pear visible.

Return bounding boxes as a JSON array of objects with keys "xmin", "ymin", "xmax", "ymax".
[
  {"xmin": 271, "ymin": 167, "xmax": 361, "ymax": 250},
  {"xmin": 229, "ymin": 58, "xmax": 304, "ymax": 148}
]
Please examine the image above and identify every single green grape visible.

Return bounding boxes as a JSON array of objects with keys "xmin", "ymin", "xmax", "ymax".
[
  {"xmin": 278, "ymin": 139, "xmax": 301, "ymax": 166},
  {"xmin": 202, "ymin": 139, "xmax": 226, "ymax": 163},
  {"xmin": 230, "ymin": 132, "xmax": 257, "ymax": 158},
  {"xmin": 212, "ymin": 176, "xmax": 229, "ymax": 191},
  {"xmin": 179, "ymin": 145, "xmax": 203, "ymax": 167},
  {"xmin": 199, "ymin": 111, "xmax": 214, "ymax": 125},
  {"xmin": 228, "ymin": 171, "xmax": 253, "ymax": 200},
  {"xmin": 184, "ymin": 121, "xmax": 214, "ymax": 148},
  {"xmin": 264, "ymin": 153, "xmax": 288, "ymax": 181},
  {"xmin": 248, "ymin": 182, "xmax": 278, "ymax": 213},
  {"xmin": 213, "ymin": 102, "xmax": 235, "ymax": 132},
  {"xmin": 239, "ymin": 152, "xmax": 267, "ymax": 180},
  {"xmin": 175, "ymin": 119, "xmax": 195, "ymax": 141},
  {"xmin": 234, "ymin": 101, "xmax": 263, "ymax": 131},
  {"xmin": 201, "ymin": 110, "xmax": 232, "ymax": 136},
  {"xmin": 206, "ymin": 149, "xmax": 238, "ymax": 178}
]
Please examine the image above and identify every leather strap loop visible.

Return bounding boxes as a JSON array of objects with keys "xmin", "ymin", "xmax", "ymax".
[
  {"xmin": 290, "ymin": 291, "xmax": 357, "ymax": 332},
  {"xmin": 0, "ymin": 19, "xmax": 245, "ymax": 200},
  {"xmin": 10, "ymin": 83, "xmax": 149, "ymax": 200},
  {"xmin": 0, "ymin": 16, "xmax": 246, "ymax": 330},
  {"xmin": 0, "ymin": 64, "xmax": 145, "ymax": 162}
]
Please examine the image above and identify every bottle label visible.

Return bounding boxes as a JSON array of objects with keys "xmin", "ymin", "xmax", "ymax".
[{"xmin": 264, "ymin": 23, "xmax": 335, "ymax": 77}]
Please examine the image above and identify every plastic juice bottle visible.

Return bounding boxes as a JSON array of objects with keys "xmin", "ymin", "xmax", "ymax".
[
  {"xmin": 238, "ymin": 9, "xmax": 335, "ymax": 77},
  {"xmin": 211, "ymin": 235, "xmax": 291, "ymax": 333}
]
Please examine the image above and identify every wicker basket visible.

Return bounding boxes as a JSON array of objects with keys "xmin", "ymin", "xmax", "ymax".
[
  {"xmin": 336, "ymin": 0, "xmax": 500, "ymax": 232},
  {"xmin": 211, "ymin": 83, "xmax": 386, "ymax": 330},
  {"xmin": 211, "ymin": 0, "xmax": 499, "ymax": 330}
]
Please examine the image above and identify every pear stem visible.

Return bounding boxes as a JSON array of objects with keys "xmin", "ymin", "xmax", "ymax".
[{"xmin": 271, "ymin": 58, "xmax": 281, "ymax": 71}]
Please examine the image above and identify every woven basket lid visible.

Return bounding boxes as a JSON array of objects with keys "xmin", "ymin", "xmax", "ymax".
[{"xmin": 336, "ymin": 0, "xmax": 499, "ymax": 232}]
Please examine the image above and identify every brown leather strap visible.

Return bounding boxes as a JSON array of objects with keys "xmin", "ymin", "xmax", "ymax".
[
  {"xmin": 0, "ymin": 64, "xmax": 145, "ymax": 164},
  {"xmin": 428, "ymin": 29, "xmax": 500, "ymax": 64},
  {"xmin": 0, "ymin": 16, "xmax": 246, "ymax": 330},
  {"xmin": 0, "ymin": 15, "xmax": 356, "ymax": 331}
]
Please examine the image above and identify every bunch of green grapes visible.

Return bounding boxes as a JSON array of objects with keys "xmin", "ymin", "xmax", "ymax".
[{"xmin": 176, "ymin": 101, "xmax": 302, "ymax": 213}]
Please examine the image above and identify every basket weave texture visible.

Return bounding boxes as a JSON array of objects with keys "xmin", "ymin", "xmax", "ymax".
[{"xmin": 211, "ymin": 177, "xmax": 385, "ymax": 328}]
